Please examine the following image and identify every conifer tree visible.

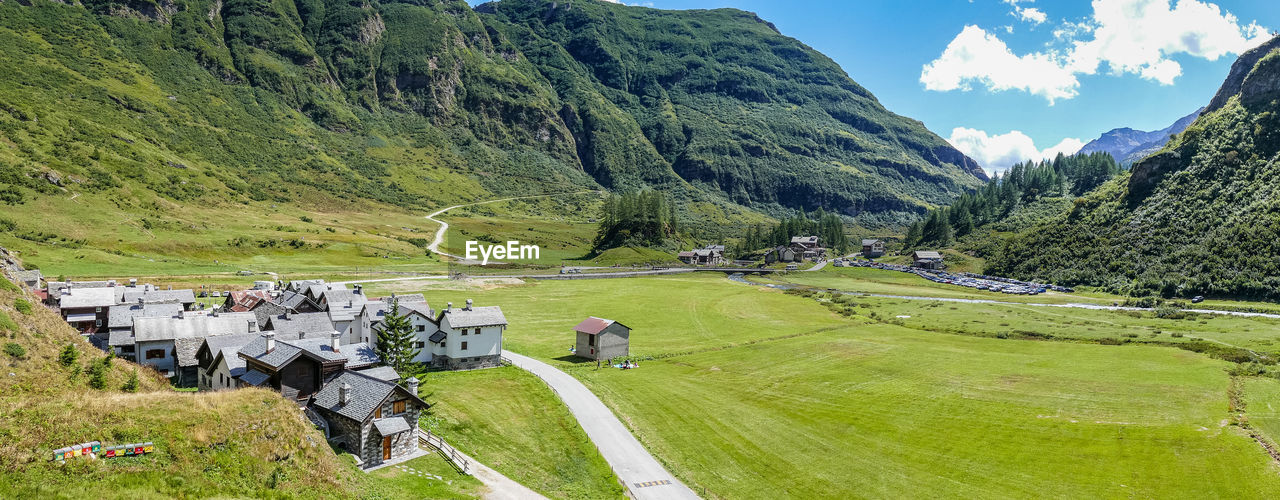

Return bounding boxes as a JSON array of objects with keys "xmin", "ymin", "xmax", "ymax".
[{"xmin": 375, "ymin": 301, "xmax": 420, "ymax": 373}]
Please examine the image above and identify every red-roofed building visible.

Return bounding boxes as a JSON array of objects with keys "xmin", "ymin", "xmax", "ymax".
[{"xmin": 572, "ymin": 317, "xmax": 630, "ymax": 361}]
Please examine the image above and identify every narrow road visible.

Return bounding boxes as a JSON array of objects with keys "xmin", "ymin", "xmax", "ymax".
[
  {"xmin": 502, "ymin": 350, "xmax": 701, "ymax": 500},
  {"xmin": 424, "ymin": 191, "xmax": 601, "ymax": 263}
]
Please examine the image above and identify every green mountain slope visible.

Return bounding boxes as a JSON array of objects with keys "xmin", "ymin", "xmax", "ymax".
[
  {"xmin": 985, "ymin": 36, "xmax": 1280, "ymax": 299},
  {"xmin": 479, "ymin": 0, "xmax": 986, "ymax": 217},
  {"xmin": 0, "ymin": 0, "xmax": 983, "ymax": 274}
]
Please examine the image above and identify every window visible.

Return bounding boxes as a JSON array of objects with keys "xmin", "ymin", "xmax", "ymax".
[
  {"xmin": 95, "ymin": 307, "xmax": 102, "ymax": 313},
  {"xmin": 461, "ymin": 329, "xmax": 468, "ymax": 335},
  {"xmin": 416, "ymin": 325, "xmax": 425, "ymax": 332},
  {"xmin": 375, "ymin": 406, "xmax": 382, "ymax": 419},
  {"xmin": 393, "ymin": 400, "xmax": 406, "ymax": 414},
  {"xmin": 588, "ymin": 334, "xmax": 596, "ymax": 347},
  {"xmin": 95, "ymin": 319, "xmax": 102, "ymax": 327},
  {"xmin": 460, "ymin": 341, "xmax": 468, "ymax": 351},
  {"xmin": 414, "ymin": 341, "xmax": 424, "ymax": 349},
  {"xmin": 145, "ymin": 349, "xmax": 165, "ymax": 360}
]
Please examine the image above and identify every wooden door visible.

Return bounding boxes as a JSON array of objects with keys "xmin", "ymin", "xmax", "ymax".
[{"xmin": 382, "ymin": 436, "xmax": 391, "ymax": 460}]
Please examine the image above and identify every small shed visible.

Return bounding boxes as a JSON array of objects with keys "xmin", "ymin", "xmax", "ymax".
[
  {"xmin": 911, "ymin": 250, "xmax": 944, "ymax": 270},
  {"xmin": 572, "ymin": 317, "xmax": 630, "ymax": 361}
]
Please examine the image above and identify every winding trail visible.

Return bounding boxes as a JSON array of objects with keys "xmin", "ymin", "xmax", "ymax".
[
  {"xmin": 424, "ymin": 191, "xmax": 601, "ymax": 263},
  {"xmin": 502, "ymin": 350, "xmax": 700, "ymax": 500}
]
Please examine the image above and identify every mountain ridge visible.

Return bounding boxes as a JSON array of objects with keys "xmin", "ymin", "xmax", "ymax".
[
  {"xmin": 0, "ymin": 0, "xmax": 984, "ymax": 237},
  {"xmin": 1077, "ymin": 107, "xmax": 1203, "ymax": 166}
]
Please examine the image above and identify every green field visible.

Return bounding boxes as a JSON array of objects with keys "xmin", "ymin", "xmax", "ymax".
[
  {"xmin": 378, "ymin": 273, "xmax": 1280, "ymax": 498},
  {"xmin": 368, "ymin": 453, "xmax": 484, "ymax": 500},
  {"xmin": 418, "ymin": 366, "xmax": 625, "ymax": 499}
]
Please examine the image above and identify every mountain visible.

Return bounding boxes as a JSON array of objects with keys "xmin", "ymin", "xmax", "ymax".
[
  {"xmin": 985, "ymin": 35, "xmax": 1280, "ymax": 299},
  {"xmin": 0, "ymin": 0, "xmax": 983, "ymax": 242},
  {"xmin": 1077, "ymin": 107, "xmax": 1203, "ymax": 166}
]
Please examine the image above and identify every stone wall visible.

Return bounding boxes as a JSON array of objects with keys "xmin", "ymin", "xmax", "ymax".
[{"xmin": 428, "ymin": 353, "xmax": 502, "ymax": 371}]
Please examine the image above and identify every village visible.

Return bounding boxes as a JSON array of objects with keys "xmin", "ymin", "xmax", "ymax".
[{"xmin": 26, "ymin": 270, "xmax": 648, "ymax": 470}]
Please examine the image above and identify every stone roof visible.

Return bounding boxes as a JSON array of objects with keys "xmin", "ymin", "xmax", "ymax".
[
  {"xmin": 912, "ymin": 251, "xmax": 943, "ymax": 259},
  {"xmin": 108, "ymin": 330, "xmax": 135, "ymax": 347},
  {"xmin": 573, "ymin": 317, "xmax": 627, "ymax": 337},
  {"xmin": 238, "ymin": 333, "xmax": 378, "ymax": 370},
  {"xmin": 355, "ymin": 366, "xmax": 400, "ymax": 382},
  {"xmin": 240, "ymin": 369, "xmax": 270, "ymax": 386},
  {"xmin": 107, "ymin": 302, "xmax": 183, "ymax": 329},
  {"xmin": 275, "ymin": 291, "xmax": 318, "ymax": 312},
  {"xmin": 58, "ymin": 287, "xmax": 118, "ymax": 309},
  {"xmin": 286, "ymin": 279, "xmax": 325, "ymax": 292},
  {"xmin": 215, "ymin": 346, "xmax": 247, "ymax": 377},
  {"xmin": 14, "ymin": 269, "xmax": 41, "ymax": 284},
  {"xmin": 361, "ymin": 297, "xmax": 433, "ymax": 325},
  {"xmin": 441, "ymin": 305, "xmax": 507, "ymax": 328},
  {"xmin": 121, "ymin": 288, "xmax": 196, "ymax": 305},
  {"xmin": 373, "ymin": 417, "xmax": 411, "ymax": 436},
  {"xmin": 311, "ymin": 370, "xmax": 425, "ymax": 423},
  {"xmin": 132, "ymin": 312, "xmax": 257, "ymax": 343},
  {"xmin": 264, "ymin": 312, "xmax": 335, "ymax": 337},
  {"xmin": 790, "ymin": 236, "xmax": 820, "ymax": 245},
  {"xmin": 196, "ymin": 333, "xmax": 262, "ymax": 368},
  {"xmin": 862, "ymin": 239, "xmax": 882, "ymax": 246},
  {"xmin": 321, "ymin": 289, "xmax": 367, "ymax": 307}
]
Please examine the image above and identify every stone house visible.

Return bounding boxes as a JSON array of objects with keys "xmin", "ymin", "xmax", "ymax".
[
  {"xmin": 573, "ymin": 317, "xmax": 631, "ymax": 361},
  {"xmin": 131, "ymin": 311, "xmax": 258, "ymax": 384},
  {"xmin": 911, "ymin": 250, "xmax": 945, "ymax": 270},
  {"xmin": 309, "ymin": 371, "xmax": 428, "ymax": 468},
  {"xmin": 764, "ymin": 246, "xmax": 797, "ymax": 264},
  {"xmin": 354, "ymin": 295, "xmax": 433, "ymax": 353}
]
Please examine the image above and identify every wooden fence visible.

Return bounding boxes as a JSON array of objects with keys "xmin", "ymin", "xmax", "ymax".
[{"xmin": 418, "ymin": 429, "xmax": 470, "ymax": 475}]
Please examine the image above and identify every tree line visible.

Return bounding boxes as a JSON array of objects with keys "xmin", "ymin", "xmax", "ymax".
[
  {"xmin": 904, "ymin": 151, "xmax": 1119, "ymax": 249},
  {"xmin": 729, "ymin": 208, "xmax": 850, "ymax": 258},
  {"xmin": 594, "ymin": 191, "xmax": 679, "ymax": 249}
]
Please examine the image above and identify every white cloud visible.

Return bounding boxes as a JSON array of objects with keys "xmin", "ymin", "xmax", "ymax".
[
  {"xmin": 925, "ymin": 0, "xmax": 1272, "ymax": 101},
  {"xmin": 947, "ymin": 127, "xmax": 1083, "ymax": 175},
  {"xmin": 1017, "ymin": 7, "xmax": 1047, "ymax": 24},
  {"xmin": 920, "ymin": 25, "xmax": 1080, "ymax": 103}
]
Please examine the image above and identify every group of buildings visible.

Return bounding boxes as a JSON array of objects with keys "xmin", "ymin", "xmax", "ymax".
[
  {"xmin": 763, "ymin": 236, "xmax": 828, "ymax": 264},
  {"xmin": 38, "ymin": 277, "xmax": 508, "ymax": 468}
]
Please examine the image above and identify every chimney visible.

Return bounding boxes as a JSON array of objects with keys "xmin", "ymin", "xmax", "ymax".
[
  {"xmin": 465, "ymin": 299, "xmax": 473, "ymax": 311},
  {"xmin": 284, "ymin": 310, "xmax": 291, "ymax": 320},
  {"xmin": 354, "ymin": 285, "xmax": 362, "ymax": 295},
  {"xmin": 407, "ymin": 377, "xmax": 419, "ymax": 397},
  {"xmin": 129, "ymin": 278, "xmax": 137, "ymax": 286},
  {"xmin": 264, "ymin": 331, "xmax": 276, "ymax": 354},
  {"xmin": 446, "ymin": 302, "xmax": 452, "ymax": 312},
  {"xmin": 137, "ymin": 297, "xmax": 144, "ymax": 305},
  {"xmin": 330, "ymin": 331, "xmax": 341, "ymax": 352},
  {"xmin": 338, "ymin": 382, "xmax": 350, "ymax": 406},
  {"xmin": 248, "ymin": 321, "xmax": 257, "ymax": 333}
]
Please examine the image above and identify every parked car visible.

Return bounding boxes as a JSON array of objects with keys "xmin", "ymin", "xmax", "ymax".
[{"xmin": 1191, "ymin": 296, "xmax": 1205, "ymax": 303}]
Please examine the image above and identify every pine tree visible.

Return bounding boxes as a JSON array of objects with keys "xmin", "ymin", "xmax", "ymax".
[{"xmin": 375, "ymin": 301, "xmax": 420, "ymax": 373}]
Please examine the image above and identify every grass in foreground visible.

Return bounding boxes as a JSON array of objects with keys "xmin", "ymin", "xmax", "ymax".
[
  {"xmin": 420, "ymin": 366, "xmax": 625, "ymax": 499},
  {"xmin": 388, "ymin": 274, "xmax": 1280, "ymax": 498}
]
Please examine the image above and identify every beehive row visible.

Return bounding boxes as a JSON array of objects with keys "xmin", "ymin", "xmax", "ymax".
[{"xmin": 52, "ymin": 441, "xmax": 154, "ymax": 461}]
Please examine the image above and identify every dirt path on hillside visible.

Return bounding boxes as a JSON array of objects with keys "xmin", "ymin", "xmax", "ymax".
[{"xmin": 424, "ymin": 190, "xmax": 601, "ymax": 264}]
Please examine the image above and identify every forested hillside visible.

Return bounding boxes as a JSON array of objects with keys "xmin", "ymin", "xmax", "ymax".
[
  {"xmin": 0, "ymin": 0, "xmax": 983, "ymax": 247},
  {"xmin": 985, "ymin": 35, "xmax": 1280, "ymax": 299}
]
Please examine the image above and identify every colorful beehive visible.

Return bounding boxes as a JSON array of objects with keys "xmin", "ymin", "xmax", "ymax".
[
  {"xmin": 142, "ymin": 442, "xmax": 154, "ymax": 454},
  {"xmin": 53, "ymin": 448, "xmax": 68, "ymax": 461},
  {"xmin": 71, "ymin": 444, "xmax": 83, "ymax": 458},
  {"xmin": 63, "ymin": 448, "xmax": 74, "ymax": 460},
  {"xmin": 133, "ymin": 444, "xmax": 144, "ymax": 455},
  {"xmin": 104, "ymin": 446, "xmax": 116, "ymax": 458},
  {"xmin": 124, "ymin": 444, "xmax": 135, "ymax": 456},
  {"xmin": 90, "ymin": 441, "xmax": 101, "ymax": 454}
]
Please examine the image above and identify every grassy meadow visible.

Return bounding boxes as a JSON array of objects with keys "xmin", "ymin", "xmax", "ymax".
[
  {"xmin": 379, "ymin": 272, "xmax": 1280, "ymax": 498},
  {"xmin": 418, "ymin": 366, "xmax": 626, "ymax": 499}
]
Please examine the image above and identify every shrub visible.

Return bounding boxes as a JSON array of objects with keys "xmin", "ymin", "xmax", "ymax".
[
  {"xmin": 122, "ymin": 370, "xmax": 139, "ymax": 393},
  {"xmin": 3, "ymin": 342, "xmax": 24, "ymax": 359},
  {"xmin": 13, "ymin": 298, "xmax": 31, "ymax": 315},
  {"xmin": 300, "ymin": 215, "xmax": 313, "ymax": 223},
  {"xmin": 1171, "ymin": 332, "xmax": 1184, "ymax": 338},
  {"xmin": 87, "ymin": 358, "xmax": 110, "ymax": 389},
  {"xmin": 58, "ymin": 343, "xmax": 79, "ymax": 367}
]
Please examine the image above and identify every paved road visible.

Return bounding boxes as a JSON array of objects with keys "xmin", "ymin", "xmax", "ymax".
[
  {"xmin": 424, "ymin": 191, "xmax": 601, "ymax": 264},
  {"xmin": 503, "ymin": 351, "xmax": 700, "ymax": 500}
]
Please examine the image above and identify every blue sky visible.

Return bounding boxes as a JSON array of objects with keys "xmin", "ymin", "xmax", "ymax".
[{"xmin": 474, "ymin": 1, "xmax": 1277, "ymax": 173}]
